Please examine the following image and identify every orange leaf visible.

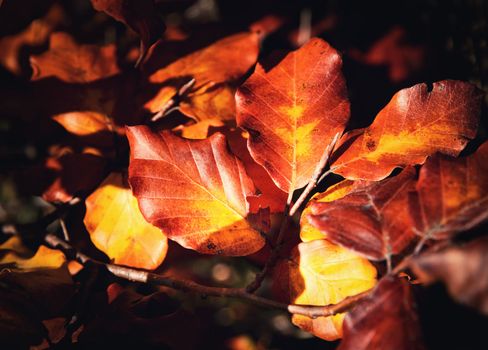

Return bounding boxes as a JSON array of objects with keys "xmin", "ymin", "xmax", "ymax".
[
  {"xmin": 236, "ymin": 38, "xmax": 350, "ymax": 193},
  {"xmin": 146, "ymin": 32, "xmax": 259, "ymax": 123},
  {"xmin": 338, "ymin": 276, "xmax": 425, "ymax": 350},
  {"xmin": 127, "ymin": 126, "xmax": 265, "ymax": 256},
  {"xmin": 308, "ymin": 168, "xmax": 417, "ymax": 261},
  {"xmin": 30, "ymin": 32, "xmax": 119, "ymax": 83},
  {"xmin": 84, "ymin": 172, "xmax": 168, "ymax": 270},
  {"xmin": 275, "ymin": 240, "xmax": 376, "ymax": 340},
  {"xmin": 331, "ymin": 80, "xmax": 482, "ymax": 180},
  {"xmin": 409, "ymin": 141, "xmax": 488, "ymax": 240}
]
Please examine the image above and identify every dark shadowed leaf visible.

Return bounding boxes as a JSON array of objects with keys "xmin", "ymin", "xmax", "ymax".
[{"xmin": 338, "ymin": 276, "xmax": 425, "ymax": 350}]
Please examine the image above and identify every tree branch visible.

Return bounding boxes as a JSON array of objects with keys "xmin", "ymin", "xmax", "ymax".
[{"xmin": 43, "ymin": 233, "xmax": 369, "ymax": 318}]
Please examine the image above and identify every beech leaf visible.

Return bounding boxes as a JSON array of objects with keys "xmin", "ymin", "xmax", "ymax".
[
  {"xmin": 411, "ymin": 236, "xmax": 488, "ymax": 315},
  {"xmin": 127, "ymin": 126, "xmax": 265, "ymax": 256},
  {"xmin": 84, "ymin": 172, "xmax": 169, "ymax": 270},
  {"xmin": 308, "ymin": 168, "xmax": 417, "ymax": 261},
  {"xmin": 338, "ymin": 276, "xmax": 425, "ymax": 350},
  {"xmin": 274, "ymin": 239, "xmax": 377, "ymax": 340},
  {"xmin": 331, "ymin": 80, "xmax": 482, "ymax": 180},
  {"xmin": 409, "ymin": 141, "xmax": 488, "ymax": 240},
  {"xmin": 236, "ymin": 37, "xmax": 350, "ymax": 193}
]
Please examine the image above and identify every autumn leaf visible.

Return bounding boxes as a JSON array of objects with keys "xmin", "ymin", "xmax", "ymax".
[
  {"xmin": 308, "ymin": 168, "xmax": 417, "ymax": 261},
  {"xmin": 0, "ymin": 236, "xmax": 66, "ymax": 269},
  {"xmin": 84, "ymin": 172, "xmax": 168, "ymax": 269},
  {"xmin": 146, "ymin": 32, "xmax": 259, "ymax": 124},
  {"xmin": 91, "ymin": 0, "xmax": 165, "ymax": 66},
  {"xmin": 127, "ymin": 126, "xmax": 265, "ymax": 256},
  {"xmin": 300, "ymin": 180, "xmax": 365, "ymax": 242},
  {"xmin": 274, "ymin": 239, "xmax": 376, "ymax": 340},
  {"xmin": 338, "ymin": 276, "xmax": 425, "ymax": 350},
  {"xmin": 330, "ymin": 80, "xmax": 482, "ymax": 180},
  {"xmin": 349, "ymin": 27, "xmax": 426, "ymax": 82},
  {"xmin": 30, "ymin": 32, "xmax": 119, "ymax": 83},
  {"xmin": 411, "ymin": 236, "xmax": 488, "ymax": 315},
  {"xmin": 236, "ymin": 37, "xmax": 350, "ymax": 193},
  {"xmin": 409, "ymin": 141, "xmax": 488, "ymax": 240},
  {"xmin": 0, "ymin": 4, "xmax": 64, "ymax": 75}
]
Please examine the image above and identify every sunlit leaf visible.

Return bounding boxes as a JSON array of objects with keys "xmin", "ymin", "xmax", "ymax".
[
  {"xmin": 331, "ymin": 80, "xmax": 481, "ymax": 180},
  {"xmin": 236, "ymin": 37, "xmax": 350, "ymax": 193},
  {"xmin": 127, "ymin": 126, "xmax": 265, "ymax": 256},
  {"xmin": 275, "ymin": 239, "xmax": 376, "ymax": 340},
  {"xmin": 84, "ymin": 172, "xmax": 168, "ymax": 269}
]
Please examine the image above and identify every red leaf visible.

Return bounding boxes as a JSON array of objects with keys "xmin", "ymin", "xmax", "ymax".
[
  {"xmin": 308, "ymin": 168, "xmax": 417, "ymax": 261},
  {"xmin": 338, "ymin": 276, "xmax": 425, "ymax": 350},
  {"xmin": 127, "ymin": 126, "xmax": 265, "ymax": 256},
  {"xmin": 409, "ymin": 141, "xmax": 488, "ymax": 240}
]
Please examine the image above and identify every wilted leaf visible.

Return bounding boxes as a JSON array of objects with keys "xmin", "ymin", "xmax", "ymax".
[
  {"xmin": 308, "ymin": 168, "xmax": 417, "ymax": 261},
  {"xmin": 146, "ymin": 32, "xmax": 259, "ymax": 123},
  {"xmin": 331, "ymin": 80, "xmax": 481, "ymax": 180},
  {"xmin": 411, "ymin": 236, "xmax": 488, "ymax": 314},
  {"xmin": 84, "ymin": 172, "xmax": 168, "ymax": 270},
  {"xmin": 127, "ymin": 126, "xmax": 265, "ymax": 255},
  {"xmin": 236, "ymin": 37, "xmax": 350, "ymax": 193},
  {"xmin": 275, "ymin": 239, "xmax": 376, "ymax": 340},
  {"xmin": 409, "ymin": 141, "xmax": 488, "ymax": 240},
  {"xmin": 91, "ymin": 0, "xmax": 165, "ymax": 65},
  {"xmin": 338, "ymin": 276, "xmax": 425, "ymax": 350},
  {"xmin": 30, "ymin": 32, "xmax": 119, "ymax": 83}
]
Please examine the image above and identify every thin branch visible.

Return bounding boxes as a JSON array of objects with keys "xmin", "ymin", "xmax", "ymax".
[
  {"xmin": 151, "ymin": 78, "xmax": 196, "ymax": 122},
  {"xmin": 289, "ymin": 132, "xmax": 341, "ymax": 216},
  {"xmin": 43, "ymin": 233, "xmax": 368, "ymax": 318}
]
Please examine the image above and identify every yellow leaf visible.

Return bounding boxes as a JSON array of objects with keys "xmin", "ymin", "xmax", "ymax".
[{"xmin": 84, "ymin": 172, "xmax": 168, "ymax": 270}]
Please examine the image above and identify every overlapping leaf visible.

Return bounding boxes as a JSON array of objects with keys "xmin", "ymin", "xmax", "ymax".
[
  {"xmin": 30, "ymin": 32, "xmax": 120, "ymax": 83},
  {"xmin": 331, "ymin": 80, "xmax": 481, "ymax": 180},
  {"xmin": 308, "ymin": 168, "xmax": 417, "ymax": 261},
  {"xmin": 274, "ymin": 239, "xmax": 377, "ymax": 340},
  {"xmin": 338, "ymin": 276, "xmax": 425, "ymax": 350},
  {"xmin": 409, "ymin": 141, "xmax": 488, "ymax": 240},
  {"xmin": 91, "ymin": 0, "xmax": 165, "ymax": 65},
  {"xmin": 411, "ymin": 236, "xmax": 488, "ymax": 314},
  {"xmin": 0, "ymin": 237, "xmax": 66, "ymax": 269},
  {"xmin": 84, "ymin": 172, "xmax": 168, "ymax": 269},
  {"xmin": 236, "ymin": 38, "xmax": 350, "ymax": 193},
  {"xmin": 127, "ymin": 126, "xmax": 265, "ymax": 256},
  {"xmin": 146, "ymin": 32, "xmax": 259, "ymax": 125}
]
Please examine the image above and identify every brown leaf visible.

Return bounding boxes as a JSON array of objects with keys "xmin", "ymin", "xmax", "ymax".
[
  {"xmin": 30, "ymin": 32, "xmax": 120, "ymax": 83},
  {"xmin": 308, "ymin": 168, "xmax": 417, "ymax": 261},
  {"xmin": 91, "ymin": 0, "xmax": 165, "ymax": 66},
  {"xmin": 236, "ymin": 38, "xmax": 350, "ymax": 193},
  {"xmin": 409, "ymin": 141, "xmax": 488, "ymax": 240},
  {"xmin": 127, "ymin": 126, "xmax": 265, "ymax": 256},
  {"xmin": 411, "ymin": 236, "xmax": 488, "ymax": 315},
  {"xmin": 338, "ymin": 276, "xmax": 425, "ymax": 350},
  {"xmin": 331, "ymin": 80, "xmax": 482, "ymax": 180}
]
